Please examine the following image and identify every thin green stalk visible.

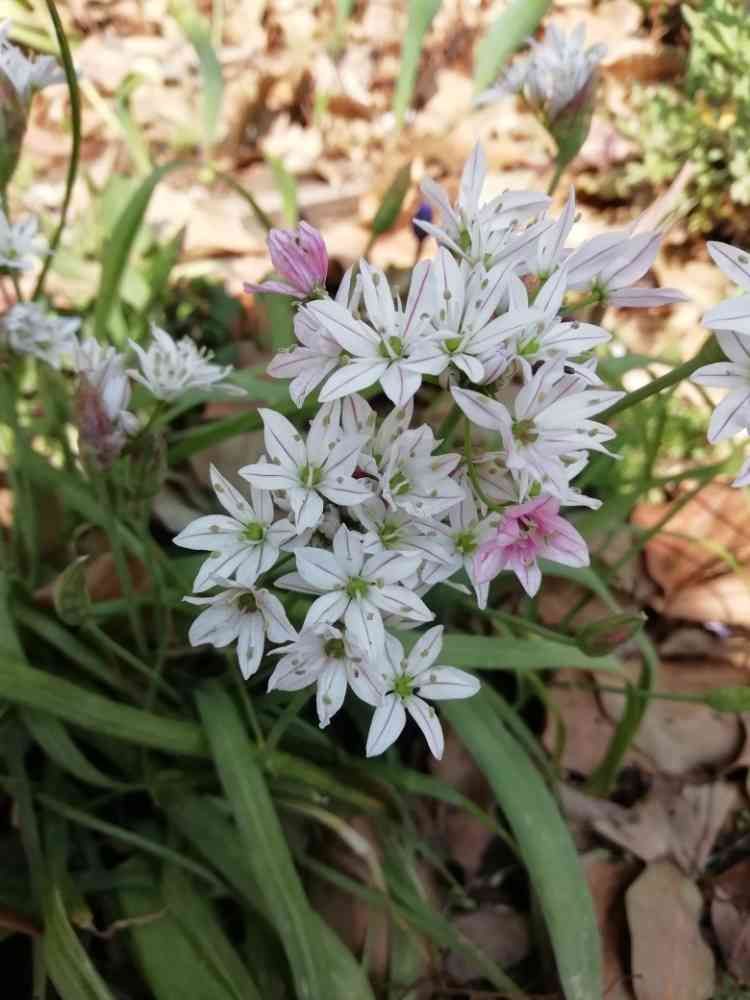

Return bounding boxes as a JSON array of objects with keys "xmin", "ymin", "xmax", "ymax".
[
  {"xmin": 85, "ymin": 623, "xmax": 181, "ymax": 706},
  {"xmin": 33, "ymin": 0, "xmax": 81, "ymax": 299},
  {"xmin": 435, "ymin": 402, "xmax": 462, "ymax": 452},
  {"xmin": 463, "ymin": 416, "xmax": 504, "ymax": 512},
  {"xmin": 547, "ymin": 159, "xmax": 565, "ymax": 196},
  {"xmin": 90, "ymin": 476, "xmax": 148, "ymax": 656},
  {"xmin": 600, "ymin": 335, "xmax": 722, "ymax": 422}
]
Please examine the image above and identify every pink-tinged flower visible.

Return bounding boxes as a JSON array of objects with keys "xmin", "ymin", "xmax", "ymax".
[
  {"xmin": 473, "ymin": 494, "xmax": 589, "ymax": 597},
  {"xmin": 245, "ymin": 222, "xmax": 328, "ymax": 299}
]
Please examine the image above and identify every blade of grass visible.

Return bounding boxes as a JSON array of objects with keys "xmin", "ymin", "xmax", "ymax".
[
  {"xmin": 36, "ymin": 794, "xmax": 221, "ymax": 887},
  {"xmin": 117, "ymin": 860, "xmax": 236, "ymax": 1000},
  {"xmin": 33, "ymin": 0, "xmax": 81, "ymax": 299},
  {"xmin": 93, "ymin": 161, "xmax": 185, "ymax": 341},
  {"xmin": 443, "ymin": 695, "xmax": 602, "ymax": 1000},
  {"xmin": 22, "ymin": 711, "xmax": 124, "ymax": 789},
  {"xmin": 266, "ymin": 155, "xmax": 298, "ymax": 226},
  {"xmin": 163, "ymin": 866, "xmax": 264, "ymax": 1000},
  {"xmin": 197, "ymin": 682, "xmax": 374, "ymax": 1000},
  {"xmin": 393, "ymin": 0, "xmax": 441, "ymax": 127},
  {"xmin": 402, "ymin": 632, "xmax": 622, "ymax": 673},
  {"xmin": 43, "ymin": 886, "xmax": 116, "ymax": 1000},
  {"xmin": 473, "ymin": 0, "xmax": 552, "ymax": 92},
  {"xmin": 0, "ymin": 659, "xmax": 206, "ymax": 756}
]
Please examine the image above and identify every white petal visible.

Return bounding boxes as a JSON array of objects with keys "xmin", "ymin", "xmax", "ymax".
[
  {"xmin": 209, "ymin": 465, "xmax": 254, "ymax": 523},
  {"xmin": 188, "ymin": 603, "xmax": 238, "ymax": 648},
  {"xmin": 268, "ymin": 652, "xmax": 325, "ymax": 691},
  {"xmin": 451, "ymin": 386, "xmax": 510, "ymax": 432},
  {"xmin": 304, "ymin": 590, "xmax": 350, "ymax": 627},
  {"xmin": 173, "ymin": 515, "xmax": 243, "ymax": 551},
  {"xmin": 405, "ymin": 695, "xmax": 444, "ymax": 759},
  {"xmin": 364, "ymin": 550, "xmax": 421, "ymax": 584},
  {"xmin": 368, "ymin": 585, "xmax": 434, "ymax": 622},
  {"xmin": 405, "ymin": 624, "xmax": 444, "ymax": 676},
  {"xmin": 413, "ymin": 665, "xmax": 480, "ymax": 701},
  {"xmin": 703, "ymin": 294, "xmax": 750, "ymax": 335},
  {"xmin": 707, "ymin": 241, "xmax": 750, "ymax": 291},
  {"xmin": 275, "ymin": 571, "xmax": 321, "ymax": 595},
  {"xmin": 256, "ymin": 589, "xmax": 298, "ymax": 643},
  {"xmin": 332, "ymin": 524, "xmax": 365, "ymax": 576},
  {"xmin": 236, "ymin": 612, "xmax": 266, "ymax": 679},
  {"xmin": 380, "ymin": 364, "xmax": 422, "ymax": 407},
  {"xmin": 288, "ymin": 487, "xmax": 324, "ymax": 533},
  {"xmin": 319, "ymin": 361, "xmax": 387, "ymax": 401},
  {"xmin": 192, "ymin": 547, "xmax": 250, "ymax": 592},
  {"xmin": 365, "ymin": 694, "xmax": 406, "ymax": 756},
  {"xmin": 308, "ymin": 299, "xmax": 381, "ymax": 356},
  {"xmin": 345, "ymin": 598, "xmax": 385, "ymax": 655},
  {"xmin": 239, "ymin": 462, "xmax": 299, "ymax": 491},
  {"xmin": 259, "ymin": 408, "xmax": 306, "ymax": 468},
  {"xmin": 316, "ymin": 663, "xmax": 348, "ymax": 728},
  {"xmin": 296, "ymin": 547, "xmax": 348, "ymax": 590}
]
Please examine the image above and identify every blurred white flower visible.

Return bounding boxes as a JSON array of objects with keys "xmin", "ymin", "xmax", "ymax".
[
  {"xmin": 0, "ymin": 210, "xmax": 45, "ymax": 271},
  {"xmin": 479, "ymin": 23, "xmax": 606, "ymax": 120},
  {"xmin": 2, "ymin": 302, "xmax": 79, "ymax": 368},
  {"xmin": 0, "ymin": 20, "xmax": 65, "ymax": 104},
  {"xmin": 128, "ymin": 324, "xmax": 245, "ymax": 402}
]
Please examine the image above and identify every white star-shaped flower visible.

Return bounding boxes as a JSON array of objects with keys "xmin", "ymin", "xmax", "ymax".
[
  {"xmin": 240, "ymin": 405, "xmax": 372, "ymax": 534},
  {"xmin": 128, "ymin": 324, "xmax": 245, "ymax": 402},
  {"xmin": 276, "ymin": 525, "xmax": 434, "ymax": 656},
  {"xmin": 366, "ymin": 626, "xmax": 480, "ymax": 760},
  {"xmin": 379, "ymin": 424, "xmax": 464, "ymax": 517},
  {"xmin": 185, "ymin": 580, "xmax": 297, "ymax": 680},
  {"xmin": 267, "ymin": 623, "xmax": 383, "ymax": 728},
  {"xmin": 173, "ymin": 465, "xmax": 296, "ymax": 591}
]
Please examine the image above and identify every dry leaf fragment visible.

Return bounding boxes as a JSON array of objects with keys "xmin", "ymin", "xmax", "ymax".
[
  {"xmin": 582, "ymin": 850, "xmax": 638, "ymax": 1000},
  {"xmin": 626, "ymin": 860, "xmax": 715, "ymax": 1000},
  {"xmin": 712, "ymin": 859, "xmax": 750, "ymax": 984},
  {"xmin": 445, "ymin": 906, "xmax": 529, "ymax": 984},
  {"xmin": 600, "ymin": 660, "xmax": 743, "ymax": 776}
]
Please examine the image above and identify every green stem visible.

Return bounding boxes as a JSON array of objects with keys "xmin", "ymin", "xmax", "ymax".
[
  {"xmin": 33, "ymin": 0, "xmax": 82, "ymax": 300},
  {"xmin": 435, "ymin": 402, "xmax": 462, "ymax": 451},
  {"xmin": 85, "ymin": 623, "xmax": 181, "ymax": 706},
  {"xmin": 600, "ymin": 335, "xmax": 722, "ymax": 422},
  {"xmin": 463, "ymin": 416, "xmax": 505, "ymax": 512},
  {"xmin": 547, "ymin": 159, "xmax": 566, "ymax": 196}
]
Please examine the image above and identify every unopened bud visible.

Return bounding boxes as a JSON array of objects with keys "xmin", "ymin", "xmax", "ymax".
[
  {"xmin": 575, "ymin": 611, "xmax": 645, "ymax": 656},
  {"xmin": 705, "ymin": 687, "xmax": 750, "ymax": 713},
  {"xmin": 371, "ymin": 162, "xmax": 412, "ymax": 238},
  {"xmin": 75, "ymin": 376, "xmax": 127, "ymax": 469},
  {"xmin": 53, "ymin": 556, "xmax": 92, "ymax": 627},
  {"xmin": 548, "ymin": 69, "xmax": 598, "ymax": 170},
  {"xmin": 0, "ymin": 69, "xmax": 27, "ymax": 191},
  {"xmin": 411, "ymin": 201, "xmax": 433, "ymax": 242}
]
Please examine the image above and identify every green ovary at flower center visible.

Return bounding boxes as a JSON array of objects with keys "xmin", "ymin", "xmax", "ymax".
[
  {"xmin": 444, "ymin": 336, "xmax": 463, "ymax": 353},
  {"xmin": 518, "ymin": 336, "xmax": 541, "ymax": 357},
  {"xmin": 324, "ymin": 637, "xmax": 346, "ymax": 659},
  {"xmin": 511, "ymin": 418, "xmax": 538, "ymax": 445},
  {"xmin": 389, "ymin": 470, "xmax": 411, "ymax": 497},
  {"xmin": 379, "ymin": 520, "xmax": 402, "ymax": 547},
  {"xmin": 237, "ymin": 592, "xmax": 258, "ymax": 613},
  {"xmin": 243, "ymin": 521, "xmax": 265, "ymax": 542},
  {"xmin": 392, "ymin": 672, "xmax": 414, "ymax": 699},
  {"xmin": 299, "ymin": 463, "xmax": 322, "ymax": 488},
  {"xmin": 454, "ymin": 529, "xmax": 477, "ymax": 555},
  {"xmin": 458, "ymin": 227, "xmax": 472, "ymax": 252},
  {"xmin": 379, "ymin": 335, "xmax": 405, "ymax": 360},
  {"xmin": 345, "ymin": 576, "xmax": 369, "ymax": 599}
]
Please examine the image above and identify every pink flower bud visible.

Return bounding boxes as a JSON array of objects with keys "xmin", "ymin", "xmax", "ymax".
[{"xmin": 245, "ymin": 222, "xmax": 328, "ymax": 299}]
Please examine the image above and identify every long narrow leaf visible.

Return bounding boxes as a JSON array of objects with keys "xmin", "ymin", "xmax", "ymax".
[
  {"xmin": 22, "ymin": 711, "xmax": 123, "ymax": 789},
  {"xmin": 0, "ymin": 659, "xmax": 206, "ymax": 756},
  {"xmin": 43, "ymin": 886, "xmax": 116, "ymax": 1000},
  {"xmin": 473, "ymin": 0, "xmax": 552, "ymax": 93},
  {"xmin": 93, "ymin": 161, "xmax": 184, "ymax": 340},
  {"xmin": 443, "ymin": 696, "xmax": 602, "ymax": 1000},
  {"xmin": 197, "ymin": 682, "xmax": 374, "ymax": 1000},
  {"xmin": 403, "ymin": 632, "xmax": 622, "ymax": 673},
  {"xmin": 393, "ymin": 0, "xmax": 442, "ymax": 127}
]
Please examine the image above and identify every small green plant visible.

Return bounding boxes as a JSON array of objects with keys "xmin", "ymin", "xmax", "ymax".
[{"xmin": 625, "ymin": 0, "xmax": 750, "ymax": 236}]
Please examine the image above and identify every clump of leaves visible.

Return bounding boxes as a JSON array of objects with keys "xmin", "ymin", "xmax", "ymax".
[{"xmin": 624, "ymin": 0, "xmax": 750, "ymax": 237}]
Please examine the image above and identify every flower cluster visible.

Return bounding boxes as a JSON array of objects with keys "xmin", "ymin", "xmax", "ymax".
[
  {"xmin": 692, "ymin": 241, "xmax": 750, "ymax": 487},
  {"xmin": 176, "ymin": 142, "xmax": 686, "ymax": 758}
]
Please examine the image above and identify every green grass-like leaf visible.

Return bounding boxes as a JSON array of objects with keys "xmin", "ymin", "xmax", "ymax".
[
  {"xmin": 393, "ymin": 0, "xmax": 442, "ymax": 127},
  {"xmin": 443, "ymin": 694, "xmax": 603, "ymax": 1000},
  {"xmin": 473, "ymin": 0, "xmax": 552, "ymax": 93}
]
